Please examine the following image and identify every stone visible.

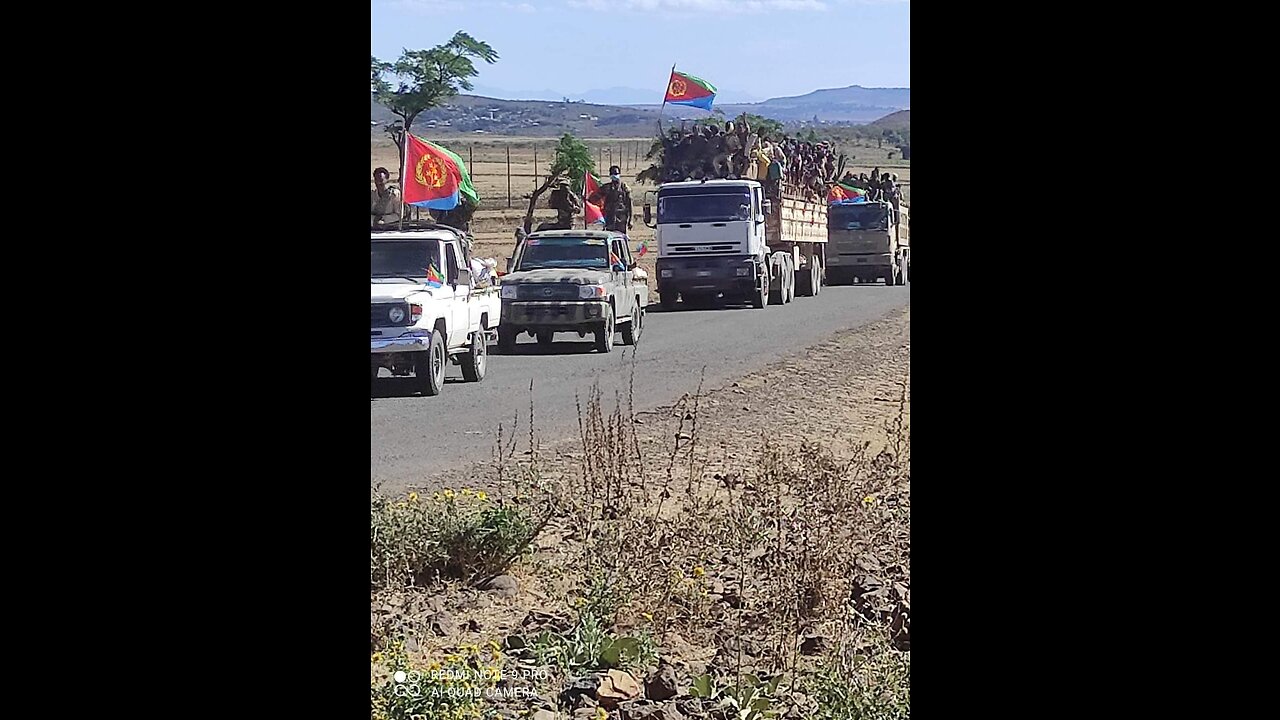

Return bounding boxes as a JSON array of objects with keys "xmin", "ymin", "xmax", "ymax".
[{"xmin": 480, "ymin": 575, "xmax": 520, "ymax": 597}]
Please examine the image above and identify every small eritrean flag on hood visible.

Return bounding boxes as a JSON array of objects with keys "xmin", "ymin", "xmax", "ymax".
[{"xmin": 425, "ymin": 263, "xmax": 444, "ymax": 288}]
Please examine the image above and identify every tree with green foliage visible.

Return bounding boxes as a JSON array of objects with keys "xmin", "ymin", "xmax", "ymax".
[
  {"xmin": 523, "ymin": 133, "xmax": 597, "ymax": 233},
  {"xmin": 371, "ymin": 32, "xmax": 498, "ymax": 182}
]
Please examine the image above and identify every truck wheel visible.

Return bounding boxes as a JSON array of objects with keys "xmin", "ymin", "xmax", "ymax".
[
  {"xmin": 894, "ymin": 261, "xmax": 905, "ymax": 286},
  {"xmin": 621, "ymin": 303, "xmax": 642, "ymax": 345},
  {"xmin": 595, "ymin": 305, "xmax": 615, "ymax": 353},
  {"xmin": 660, "ymin": 293, "xmax": 678, "ymax": 311},
  {"xmin": 460, "ymin": 330, "xmax": 487, "ymax": 382},
  {"xmin": 813, "ymin": 258, "xmax": 822, "ymax": 296},
  {"xmin": 768, "ymin": 268, "xmax": 784, "ymax": 305},
  {"xmin": 536, "ymin": 330, "xmax": 554, "ymax": 346},
  {"xmin": 886, "ymin": 262, "xmax": 898, "ymax": 286},
  {"xmin": 498, "ymin": 326, "xmax": 517, "ymax": 354},
  {"xmin": 752, "ymin": 276, "xmax": 767, "ymax": 308},
  {"xmin": 413, "ymin": 329, "xmax": 446, "ymax": 396}
]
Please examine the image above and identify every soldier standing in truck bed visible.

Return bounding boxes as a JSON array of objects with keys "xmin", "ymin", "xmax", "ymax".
[
  {"xmin": 587, "ymin": 165, "xmax": 632, "ymax": 233},
  {"xmin": 537, "ymin": 177, "xmax": 582, "ymax": 231}
]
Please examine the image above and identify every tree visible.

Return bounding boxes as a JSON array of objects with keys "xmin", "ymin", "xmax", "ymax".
[
  {"xmin": 372, "ymin": 32, "xmax": 498, "ymax": 183},
  {"xmin": 523, "ymin": 133, "xmax": 597, "ymax": 233}
]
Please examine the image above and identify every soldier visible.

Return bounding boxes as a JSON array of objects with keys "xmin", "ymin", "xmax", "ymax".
[
  {"xmin": 370, "ymin": 167, "xmax": 402, "ymax": 226},
  {"xmin": 537, "ymin": 178, "xmax": 582, "ymax": 231},
  {"xmin": 587, "ymin": 165, "xmax": 632, "ymax": 233}
]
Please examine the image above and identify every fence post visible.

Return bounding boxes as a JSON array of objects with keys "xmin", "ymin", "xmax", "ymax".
[
  {"xmin": 469, "ymin": 145, "xmax": 474, "ymax": 171},
  {"xmin": 533, "ymin": 144, "xmax": 538, "ymax": 190},
  {"xmin": 506, "ymin": 145, "xmax": 512, "ymax": 209}
]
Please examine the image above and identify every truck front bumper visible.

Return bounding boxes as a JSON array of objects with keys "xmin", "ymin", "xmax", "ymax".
[
  {"xmin": 827, "ymin": 253, "xmax": 892, "ymax": 276},
  {"xmin": 502, "ymin": 300, "xmax": 610, "ymax": 329},
  {"xmin": 656, "ymin": 256, "xmax": 758, "ymax": 296}
]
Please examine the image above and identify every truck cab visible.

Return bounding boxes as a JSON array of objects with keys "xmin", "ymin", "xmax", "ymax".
[
  {"xmin": 370, "ymin": 222, "xmax": 500, "ymax": 395},
  {"xmin": 825, "ymin": 200, "xmax": 910, "ymax": 286},
  {"xmin": 645, "ymin": 179, "xmax": 773, "ymax": 309}
]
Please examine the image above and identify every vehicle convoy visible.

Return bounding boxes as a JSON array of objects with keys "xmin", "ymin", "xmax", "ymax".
[
  {"xmin": 371, "ymin": 222, "xmax": 500, "ymax": 395},
  {"xmin": 825, "ymin": 200, "xmax": 910, "ymax": 286},
  {"xmin": 498, "ymin": 229, "xmax": 649, "ymax": 354},
  {"xmin": 642, "ymin": 179, "xmax": 828, "ymax": 309}
]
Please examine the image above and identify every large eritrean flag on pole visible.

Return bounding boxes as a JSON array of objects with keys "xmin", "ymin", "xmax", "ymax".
[
  {"xmin": 663, "ymin": 69, "xmax": 717, "ymax": 111},
  {"xmin": 403, "ymin": 135, "xmax": 481, "ymax": 210}
]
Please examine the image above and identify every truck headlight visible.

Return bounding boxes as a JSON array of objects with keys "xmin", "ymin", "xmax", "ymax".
[
  {"xmin": 736, "ymin": 267, "xmax": 750, "ymax": 276},
  {"xmin": 579, "ymin": 285, "xmax": 607, "ymax": 299},
  {"xmin": 388, "ymin": 306, "xmax": 405, "ymax": 323},
  {"xmin": 500, "ymin": 285, "xmax": 518, "ymax": 299},
  {"xmin": 660, "ymin": 269, "xmax": 673, "ymax": 278}
]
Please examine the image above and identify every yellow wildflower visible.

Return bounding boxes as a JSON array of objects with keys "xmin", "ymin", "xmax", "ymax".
[
  {"xmin": 371, "ymin": 652, "xmax": 384, "ymax": 664},
  {"xmin": 476, "ymin": 490, "xmax": 488, "ymax": 501},
  {"xmin": 863, "ymin": 495, "xmax": 876, "ymax": 505},
  {"xmin": 693, "ymin": 566, "xmax": 706, "ymax": 578},
  {"xmin": 595, "ymin": 708, "xmax": 609, "ymax": 720},
  {"xmin": 408, "ymin": 492, "xmax": 419, "ymax": 502},
  {"xmin": 642, "ymin": 612, "xmax": 654, "ymax": 622},
  {"xmin": 443, "ymin": 489, "xmax": 456, "ymax": 499}
]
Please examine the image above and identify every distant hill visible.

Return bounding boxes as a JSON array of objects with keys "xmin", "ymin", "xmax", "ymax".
[
  {"xmin": 371, "ymin": 84, "xmax": 909, "ymax": 138},
  {"xmin": 869, "ymin": 109, "xmax": 910, "ymax": 130},
  {"xmin": 720, "ymin": 85, "xmax": 909, "ymax": 123}
]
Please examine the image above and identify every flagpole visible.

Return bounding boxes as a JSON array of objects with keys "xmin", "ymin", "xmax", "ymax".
[{"xmin": 399, "ymin": 131, "xmax": 407, "ymax": 231}]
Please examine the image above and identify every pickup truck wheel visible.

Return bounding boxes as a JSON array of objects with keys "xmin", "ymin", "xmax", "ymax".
[
  {"xmin": 621, "ymin": 303, "xmax": 642, "ymax": 345},
  {"xmin": 660, "ymin": 293, "xmax": 677, "ymax": 311},
  {"xmin": 460, "ymin": 330, "xmax": 487, "ymax": 382},
  {"xmin": 498, "ymin": 326, "xmax": 517, "ymax": 353},
  {"xmin": 413, "ymin": 330, "xmax": 446, "ymax": 396},
  {"xmin": 595, "ymin": 306, "xmax": 615, "ymax": 353},
  {"xmin": 536, "ymin": 330, "xmax": 554, "ymax": 346}
]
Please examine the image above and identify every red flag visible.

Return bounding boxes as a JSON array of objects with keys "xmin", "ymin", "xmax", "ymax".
[
  {"xmin": 583, "ymin": 172, "xmax": 605, "ymax": 225},
  {"xmin": 403, "ymin": 135, "xmax": 462, "ymax": 210}
]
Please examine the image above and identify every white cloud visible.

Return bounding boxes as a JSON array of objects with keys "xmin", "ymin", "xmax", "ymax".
[
  {"xmin": 391, "ymin": 0, "xmax": 538, "ymax": 12},
  {"xmin": 568, "ymin": 0, "xmax": 831, "ymax": 12}
]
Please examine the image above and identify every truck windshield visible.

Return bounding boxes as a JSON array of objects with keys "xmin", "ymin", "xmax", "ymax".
[
  {"xmin": 830, "ymin": 204, "xmax": 888, "ymax": 231},
  {"xmin": 371, "ymin": 240, "xmax": 441, "ymax": 278},
  {"xmin": 658, "ymin": 193, "xmax": 751, "ymax": 224},
  {"xmin": 517, "ymin": 236, "xmax": 609, "ymax": 270}
]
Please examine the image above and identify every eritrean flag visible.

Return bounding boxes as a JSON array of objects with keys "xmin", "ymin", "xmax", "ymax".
[
  {"xmin": 828, "ymin": 182, "xmax": 868, "ymax": 204},
  {"xmin": 425, "ymin": 263, "xmax": 444, "ymax": 288},
  {"xmin": 664, "ymin": 69, "xmax": 716, "ymax": 111},
  {"xmin": 636, "ymin": 241, "xmax": 649, "ymax": 257},
  {"xmin": 583, "ymin": 172, "xmax": 605, "ymax": 225},
  {"xmin": 404, "ymin": 135, "xmax": 481, "ymax": 210}
]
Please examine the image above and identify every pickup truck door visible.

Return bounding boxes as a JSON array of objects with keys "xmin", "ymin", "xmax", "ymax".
[
  {"xmin": 610, "ymin": 237, "xmax": 632, "ymax": 319},
  {"xmin": 444, "ymin": 242, "xmax": 470, "ymax": 348}
]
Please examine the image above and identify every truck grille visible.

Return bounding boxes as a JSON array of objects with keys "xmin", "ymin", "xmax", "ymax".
[
  {"xmin": 516, "ymin": 284, "xmax": 580, "ymax": 301},
  {"xmin": 371, "ymin": 302, "xmax": 411, "ymax": 328}
]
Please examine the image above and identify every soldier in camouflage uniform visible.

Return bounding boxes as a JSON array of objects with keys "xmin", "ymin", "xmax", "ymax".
[
  {"xmin": 587, "ymin": 165, "xmax": 632, "ymax": 233},
  {"xmin": 370, "ymin": 167, "xmax": 402, "ymax": 226}
]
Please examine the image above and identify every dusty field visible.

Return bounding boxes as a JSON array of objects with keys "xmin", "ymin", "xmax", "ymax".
[{"xmin": 372, "ymin": 308, "xmax": 911, "ymax": 718}]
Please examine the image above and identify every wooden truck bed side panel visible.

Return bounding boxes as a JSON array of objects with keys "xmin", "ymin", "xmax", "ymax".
[{"xmin": 766, "ymin": 195, "xmax": 828, "ymax": 248}]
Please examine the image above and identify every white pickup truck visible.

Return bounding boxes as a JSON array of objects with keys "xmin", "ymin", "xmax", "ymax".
[{"xmin": 371, "ymin": 223, "xmax": 501, "ymax": 396}]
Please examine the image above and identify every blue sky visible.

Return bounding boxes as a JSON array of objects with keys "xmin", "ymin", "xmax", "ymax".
[{"xmin": 371, "ymin": 0, "xmax": 909, "ymax": 103}]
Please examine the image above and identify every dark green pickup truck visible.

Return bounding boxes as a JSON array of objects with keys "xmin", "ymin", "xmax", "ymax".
[{"xmin": 498, "ymin": 230, "xmax": 650, "ymax": 354}]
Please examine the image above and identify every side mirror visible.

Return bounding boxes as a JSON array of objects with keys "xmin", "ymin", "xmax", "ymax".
[
  {"xmin": 763, "ymin": 201, "xmax": 773, "ymax": 215},
  {"xmin": 505, "ymin": 257, "xmax": 514, "ymax": 274},
  {"xmin": 454, "ymin": 267, "xmax": 469, "ymax": 287}
]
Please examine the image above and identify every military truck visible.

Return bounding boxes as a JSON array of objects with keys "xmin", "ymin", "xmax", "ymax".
[
  {"xmin": 641, "ymin": 179, "xmax": 827, "ymax": 309},
  {"xmin": 825, "ymin": 200, "xmax": 910, "ymax": 286},
  {"xmin": 498, "ymin": 229, "xmax": 649, "ymax": 354}
]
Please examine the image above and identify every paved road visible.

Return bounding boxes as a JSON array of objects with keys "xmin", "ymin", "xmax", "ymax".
[{"xmin": 372, "ymin": 284, "xmax": 910, "ymax": 489}]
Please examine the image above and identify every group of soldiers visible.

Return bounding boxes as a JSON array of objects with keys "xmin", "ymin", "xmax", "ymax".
[
  {"xmin": 654, "ymin": 119, "xmax": 850, "ymax": 202},
  {"xmin": 837, "ymin": 167, "xmax": 904, "ymax": 207},
  {"xmin": 537, "ymin": 164, "xmax": 633, "ymax": 233}
]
